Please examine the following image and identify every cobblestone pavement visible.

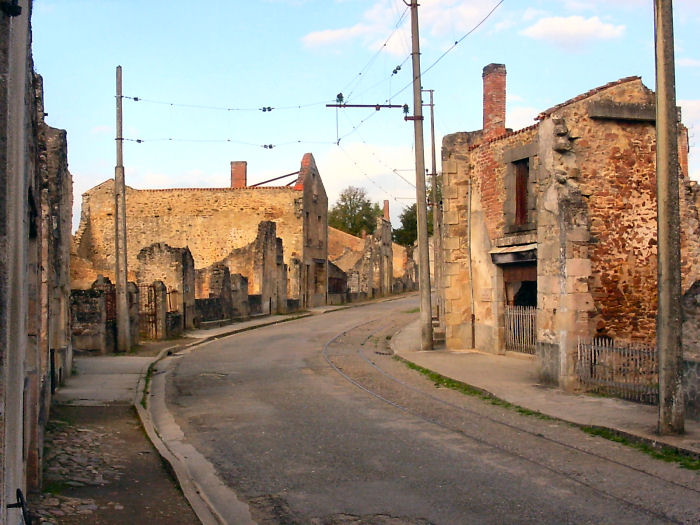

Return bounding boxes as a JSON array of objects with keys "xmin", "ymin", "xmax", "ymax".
[{"xmin": 29, "ymin": 405, "xmax": 197, "ymax": 525}]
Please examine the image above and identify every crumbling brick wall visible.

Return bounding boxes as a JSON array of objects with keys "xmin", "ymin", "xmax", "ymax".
[{"xmin": 440, "ymin": 67, "xmax": 700, "ymax": 385}]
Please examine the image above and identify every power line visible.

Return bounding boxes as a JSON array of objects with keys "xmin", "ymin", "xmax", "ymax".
[
  {"xmin": 123, "ymin": 137, "xmax": 336, "ymax": 149},
  {"xmin": 122, "ymin": 95, "xmax": 330, "ymax": 112},
  {"xmin": 387, "ymin": 0, "xmax": 505, "ymax": 101},
  {"xmin": 342, "ymin": 5, "xmax": 410, "ymax": 102},
  {"xmin": 337, "ymin": 143, "xmax": 395, "ymax": 199}
]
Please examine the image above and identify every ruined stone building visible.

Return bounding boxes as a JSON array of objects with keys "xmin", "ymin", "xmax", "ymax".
[
  {"xmin": 137, "ymin": 243, "xmax": 196, "ymax": 330},
  {"xmin": 1, "ymin": 3, "xmax": 73, "ymax": 516},
  {"xmin": 440, "ymin": 63, "xmax": 700, "ymax": 390},
  {"xmin": 328, "ymin": 200, "xmax": 415, "ymax": 298},
  {"xmin": 73, "ymin": 153, "xmax": 329, "ymax": 309}
]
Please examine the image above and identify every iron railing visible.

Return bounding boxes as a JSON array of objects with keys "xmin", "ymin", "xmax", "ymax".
[
  {"xmin": 576, "ymin": 337, "xmax": 658, "ymax": 404},
  {"xmin": 504, "ymin": 305, "xmax": 536, "ymax": 354}
]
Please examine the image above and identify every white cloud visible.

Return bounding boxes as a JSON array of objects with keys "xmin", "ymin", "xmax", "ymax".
[
  {"xmin": 507, "ymin": 106, "xmax": 539, "ymax": 131},
  {"xmin": 520, "ymin": 16, "xmax": 625, "ymax": 49},
  {"xmin": 678, "ymin": 58, "xmax": 700, "ymax": 68},
  {"xmin": 302, "ymin": 0, "xmax": 505, "ymax": 57},
  {"xmin": 302, "ymin": 23, "xmax": 374, "ymax": 48}
]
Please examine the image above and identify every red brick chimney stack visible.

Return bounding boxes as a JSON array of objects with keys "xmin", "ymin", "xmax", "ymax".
[
  {"xmin": 383, "ymin": 200, "xmax": 390, "ymax": 221},
  {"xmin": 231, "ymin": 161, "xmax": 247, "ymax": 188},
  {"xmin": 482, "ymin": 63, "xmax": 506, "ymax": 141}
]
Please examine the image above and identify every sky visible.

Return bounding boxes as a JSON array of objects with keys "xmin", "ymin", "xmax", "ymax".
[{"xmin": 31, "ymin": 0, "xmax": 700, "ymax": 231}]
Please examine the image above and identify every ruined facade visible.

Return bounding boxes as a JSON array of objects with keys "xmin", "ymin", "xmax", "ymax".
[
  {"xmin": 440, "ymin": 64, "xmax": 700, "ymax": 389},
  {"xmin": 220, "ymin": 221, "xmax": 286, "ymax": 314},
  {"xmin": 195, "ymin": 263, "xmax": 250, "ymax": 323},
  {"xmin": 1, "ymin": 2, "xmax": 73, "ymax": 514},
  {"xmin": 328, "ymin": 201, "xmax": 414, "ymax": 299},
  {"xmin": 136, "ymin": 243, "xmax": 196, "ymax": 330},
  {"xmin": 73, "ymin": 153, "xmax": 328, "ymax": 307}
]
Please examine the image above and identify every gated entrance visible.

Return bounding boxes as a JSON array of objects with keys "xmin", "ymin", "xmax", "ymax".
[
  {"xmin": 504, "ymin": 305, "xmax": 536, "ymax": 354},
  {"xmin": 138, "ymin": 284, "xmax": 158, "ymax": 339},
  {"xmin": 502, "ymin": 262, "xmax": 537, "ymax": 354}
]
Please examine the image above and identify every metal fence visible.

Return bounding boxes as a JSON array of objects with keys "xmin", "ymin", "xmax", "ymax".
[
  {"xmin": 138, "ymin": 284, "xmax": 158, "ymax": 340},
  {"xmin": 576, "ymin": 337, "xmax": 658, "ymax": 404},
  {"xmin": 504, "ymin": 305, "xmax": 536, "ymax": 354}
]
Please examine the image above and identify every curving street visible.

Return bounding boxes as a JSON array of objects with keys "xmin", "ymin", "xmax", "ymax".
[{"xmin": 159, "ymin": 296, "xmax": 700, "ymax": 524}]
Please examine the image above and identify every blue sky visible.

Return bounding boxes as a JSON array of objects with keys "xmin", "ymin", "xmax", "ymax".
[{"xmin": 31, "ymin": 0, "xmax": 700, "ymax": 230}]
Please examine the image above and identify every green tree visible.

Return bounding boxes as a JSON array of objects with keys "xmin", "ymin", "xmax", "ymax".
[
  {"xmin": 328, "ymin": 186, "xmax": 382, "ymax": 237},
  {"xmin": 392, "ymin": 203, "xmax": 434, "ymax": 246}
]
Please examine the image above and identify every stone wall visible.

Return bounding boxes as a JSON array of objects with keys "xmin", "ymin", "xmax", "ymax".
[
  {"xmin": 73, "ymin": 153, "xmax": 328, "ymax": 307},
  {"xmin": 136, "ymin": 243, "xmax": 195, "ymax": 329},
  {"xmin": 195, "ymin": 263, "xmax": 233, "ymax": 322},
  {"xmin": 221, "ymin": 221, "xmax": 286, "ymax": 314},
  {"xmin": 328, "ymin": 221, "xmax": 412, "ymax": 298},
  {"xmin": 683, "ymin": 281, "xmax": 700, "ymax": 360},
  {"xmin": 1, "ymin": 4, "xmax": 74, "ymax": 506},
  {"xmin": 440, "ymin": 66, "xmax": 700, "ymax": 392},
  {"xmin": 441, "ymin": 124, "xmax": 538, "ymax": 350},
  {"xmin": 70, "ymin": 289, "xmax": 114, "ymax": 355}
]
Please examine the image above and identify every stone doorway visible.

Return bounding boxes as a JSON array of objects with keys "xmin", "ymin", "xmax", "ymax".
[{"xmin": 503, "ymin": 262, "xmax": 537, "ymax": 353}]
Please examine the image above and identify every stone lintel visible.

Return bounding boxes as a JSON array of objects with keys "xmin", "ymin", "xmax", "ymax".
[
  {"xmin": 495, "ymin": 231, "xmax": 537, "ymax": 247},
  {"xmin": 587, "ymin": 100, "xmax": 673, "ymax": 122}
]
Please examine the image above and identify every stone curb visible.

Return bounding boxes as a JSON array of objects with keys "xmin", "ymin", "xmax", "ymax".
[{"xmin": 389, "ymin": 321, "xmax": 700, "ymax": 462}]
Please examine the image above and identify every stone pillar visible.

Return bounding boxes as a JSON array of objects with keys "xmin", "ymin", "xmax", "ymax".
[
  {"xmin": 536, "ymin": 117, "xmax": 595, "ymax": 389},
  {"xmin": 153, "ymin": 281, "xmax": 168, "ymax": 340}
]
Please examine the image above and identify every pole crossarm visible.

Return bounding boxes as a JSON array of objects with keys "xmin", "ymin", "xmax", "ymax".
[{"xmin": 326, "ymin": 103, "xmax": 406, "ymax": 110}]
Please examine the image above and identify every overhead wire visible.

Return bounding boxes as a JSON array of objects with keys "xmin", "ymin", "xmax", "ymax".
[
  {"xmin": 387, "ymin": 0, "xmax": 505, "ymax": 101},
  {"xmin": 342, "ymin": 5, "xmax": 410, "ymax": 103},
  {"xmin": 122, "ymin": 95, "xmax": 331, "ymax": 112}
]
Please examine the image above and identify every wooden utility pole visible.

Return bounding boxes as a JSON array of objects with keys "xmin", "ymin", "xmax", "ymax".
[
  {"xmin": 424, "ymin": 89, "xmax": 442, "ymax": 324},
  {"xmin": 407, "ymin": 0, "xmax": 433, "ymax": 349},
  {"xmin": 654, "ymin": 0, "xmax": 683, "ymax": 434},
  {"xmin": 115, "ymin": 66, "xmax": 131, "ymax": 352}
]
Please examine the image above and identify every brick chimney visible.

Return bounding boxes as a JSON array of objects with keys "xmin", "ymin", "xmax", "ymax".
[
  {"xmin": 231, "ymin": 161, "xmax": 247, "ymax": 188},
  {"xmin": 383, "ymin": 200, "xmax": 390, "ymax": 221},
  {"xmin": 482, "ymin": 63, "xmax": 506, "ymax": 141}
]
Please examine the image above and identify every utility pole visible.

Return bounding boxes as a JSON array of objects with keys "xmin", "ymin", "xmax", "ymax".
[
  {"xmin": 115, "ymin": 66, "xmax": 131, "ymax": 352},
  {"xmin": 654, "ymin": 0, "xmax": 683, "ymax": 434},
  {"xmin": 424, "ymin": 89, "xmax": 442, "ymax": 325},
  {"xmin": 407, "ymin": 0, "xmax": 433, "ymax": 350}
]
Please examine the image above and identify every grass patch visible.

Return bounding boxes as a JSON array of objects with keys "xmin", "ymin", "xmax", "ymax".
[
  {"xmin": 140, "ymin": 364, "xmax": 155, "ymax": 409},
  {"xmin": 403, "ymin": 307, "xmax": 420, "ymax": 314},
  {"xmin": 398, "ymin": 356, "xmax": 700, "ymax": 470},
  {"xmin": 582, "ymin": 426, "xmax": 700, "ymax": 470},
  {"xmin": 397, "ymin": 357, "xmax": 553, "ymax": 420}
]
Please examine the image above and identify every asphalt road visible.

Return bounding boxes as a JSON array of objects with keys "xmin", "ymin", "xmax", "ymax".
[{"xmin": 165, "ymin": 296, "xmax": 700, "ymax": 524}]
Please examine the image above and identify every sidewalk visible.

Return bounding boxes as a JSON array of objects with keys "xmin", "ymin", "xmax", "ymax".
[
  {"xmin": 392, "ymin": 320, "xmax": 700, "ymax": 458},
  {"xmin": 54, "ymin": 307, "xmax": 335, "ymax": 407}
]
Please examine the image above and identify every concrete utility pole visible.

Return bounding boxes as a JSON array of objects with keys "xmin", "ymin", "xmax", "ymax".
[
  {"xmin": 654, "ymin": 0, "xmax": 683, "ymax": 434},
  {"xmin": 115, "ymin": 65, "xmax": 131, "ymax": 352},
  {"xmin": 425, "ymin": 89, "xmax": 442, "ymax": 324},
  {"xmin": 407, "ymin": 0, "xmax": 433, "ymax": 350}
]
